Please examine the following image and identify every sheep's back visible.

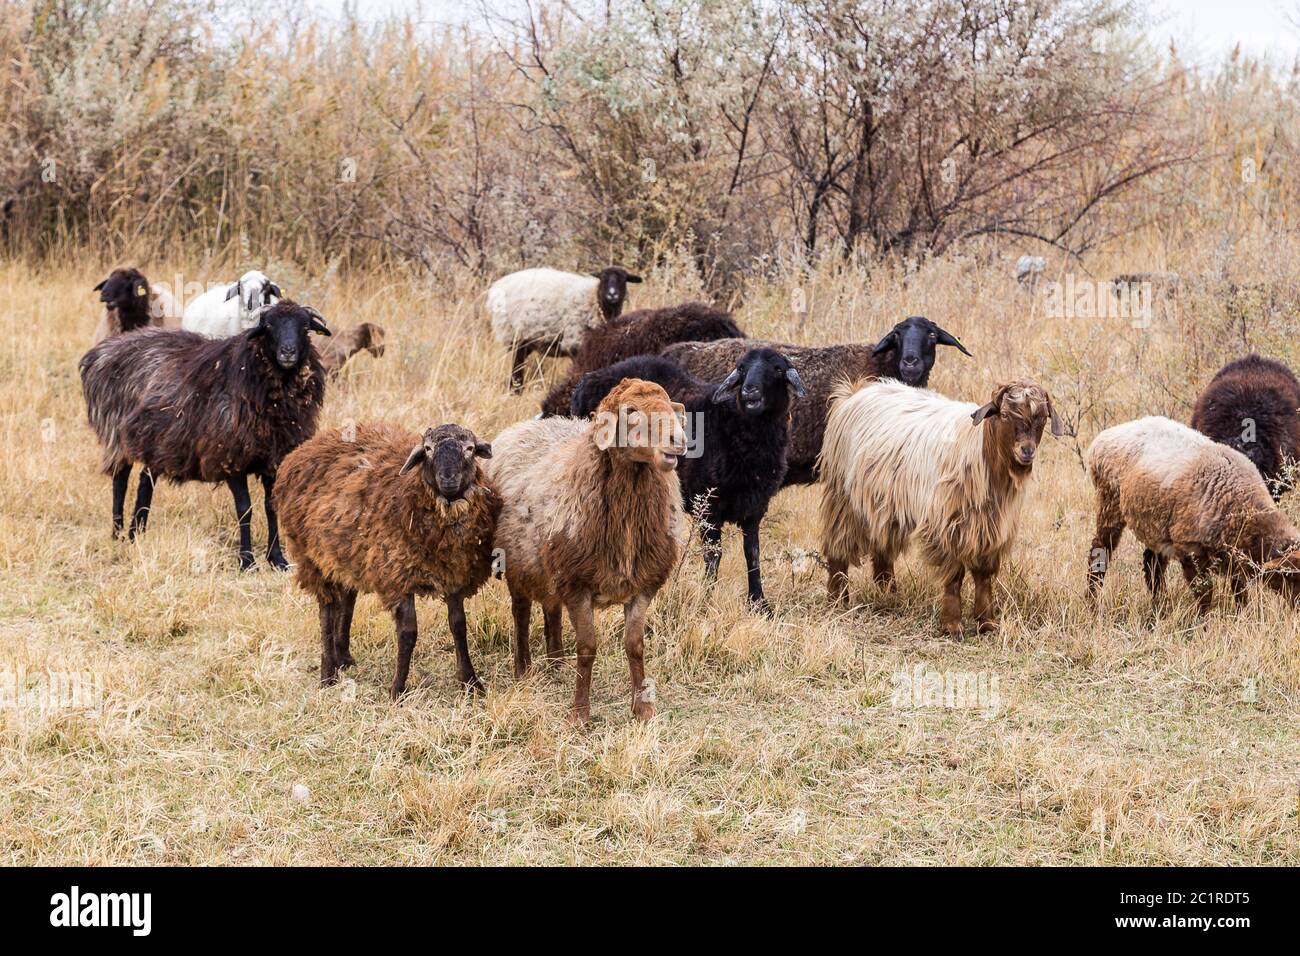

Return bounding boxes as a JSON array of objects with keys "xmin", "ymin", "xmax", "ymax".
[{"xmin": 487, "ymin": 268, "xmax": 598, "ymax": 348}]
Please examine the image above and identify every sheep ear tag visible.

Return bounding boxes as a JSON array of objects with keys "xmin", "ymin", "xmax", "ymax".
[
  {"xmin": 136, "ymin": 285, "xmax": 148, "ymax": 297},
  {"xmin": 399, "ymin": 445, "xmax": 426, "ymax": 475}
]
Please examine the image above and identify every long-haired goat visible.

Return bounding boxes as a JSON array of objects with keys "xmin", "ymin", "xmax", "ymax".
[
  {"xmin": 276, "ymin": 423, "xmax": 501, "ymax": 698},
  {"xmin": 487, "ymin": 379, "xmax": 687, "ymax": 723},
  {"xmin": 1190, "ymin": 355, "xmax": 1300, "ymax": 499},
  {"xmin": 1086, "ymin": 416, "xmax": 1300, "ymax": 612},
  {"xmin": 80, "ymin": 301, "xmax": 329, "ymax": 568},
  {"xmin": 819, "ymin": 378, "xmax": 1060, "ymax": 637},
  {"xmin": 665, "ymin": 316, "xmax": 972, "ymax": 485}
]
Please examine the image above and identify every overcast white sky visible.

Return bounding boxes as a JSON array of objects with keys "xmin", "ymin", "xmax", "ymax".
[{"xmin": 313, "ymin": 0, "xmax": 1300, "ymax": 66}]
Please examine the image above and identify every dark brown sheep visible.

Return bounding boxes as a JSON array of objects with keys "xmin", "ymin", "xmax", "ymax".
[
  {"xmin": 90, "ymin": 268, "xmax": 181, "ymax": 345},
  {"xmin": 1190, "ymin": 355, "xmax": 1300, "ymax": 500},
  {"xmin": 664, "ymin": 316, "xmax": 971, "ymax": 485},
  {"xmin": 539, "ymin": 302, "xmax": 743, "ymax": 416},
  {"xmin": 276, "ymin": 423, "xmax": 501, "ymax": 698},
  {"xmin": 318, "ymin": 322, "xmax": 386, "ymax": 376},
  {"xmin": 79, "ymin": 301, "xmax": 329, "ymax": 568}
]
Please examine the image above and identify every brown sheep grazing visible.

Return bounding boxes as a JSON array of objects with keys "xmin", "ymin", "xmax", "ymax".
[
  {"xmin": 1086, "ymin": 416, "xmax": 1300, "ymax": 612},
  {"xmin": 819, "ymin": 379, "xmax": 1059, "ymax": 637},
  {"xmin": 275, "ymin": 422, "xmax": 502, "ymax": 699},
  {"xmin": 488, "ymin": 379, "xmax": 687, "ymax": 723},
  {"xmin": 539, "ymin": 302, "xmax": 743, "ymax": 416},
  {"xmin": 1190, "ymin": 355, "xmax": 1300, "ymax": 499},
  {"xmin": 664, "ymin": 316, "xmax": 971, "ymax": 484},
  {"xmin": 318, "ymin": 322, "xmax": 386, "ymax": 376}
]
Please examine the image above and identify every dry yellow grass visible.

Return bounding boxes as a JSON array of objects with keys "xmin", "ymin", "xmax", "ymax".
[{"xmin": 1, "ymin": 245, "xmax": 1297, "ymax": 865}]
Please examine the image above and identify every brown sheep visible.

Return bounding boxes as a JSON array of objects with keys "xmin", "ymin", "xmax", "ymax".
[
  {"xmin": 539, "ymin": 302, "xmax": 743, "ymax": 416},
  {"xmin": 318, "ymin": 322, "xmax": 386, "ymax": 376},
  {"xmin": 275, "ymin": 422, "xmax": 502, "ymax": 698},
  {"xmin": 488, "ymin": 379, "xmax": 687, "ymax": 723},
  {"xmin": 90, "ymin": 268, "xmax": 181, "ymax": 345},
  {"xmin": 1086, "ymin": 416, "xmax": 1300, "ymax": 611}
]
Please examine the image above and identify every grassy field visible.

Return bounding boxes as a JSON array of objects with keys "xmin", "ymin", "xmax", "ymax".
[{"xmin": 1, "ymin": 248, "xmax": 1297, "ymax": 865}]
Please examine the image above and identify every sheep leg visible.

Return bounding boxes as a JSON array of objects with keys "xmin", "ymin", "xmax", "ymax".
[
  {"xmin": 741, "ymin": 517, "xmax": 772, "ymax": 616},
  {"xmin": 972, "ymin": 560, "xmax": 1000, "ymax": 633},
  {"xmin": 1142, "ymin": 548, "xmax": 1169, "ymax": 603},
  {"xmin": 509, "ymin": 344, "xmax": 531, "ymax": 393},
  {"xmin": 226, "ymin": 475, "xmax": 256, "ymax": 571},
  {"xmin": 940, "ymin": 565, "xmax": 965, "ymax": 639},
  {"xmin": 542, "ymin": 599, "xmax": 564, "ymax": 669},
  {"xmin": 390, "ymin": 595, "xmax": 418, "ymax": 701},
  {"xmin": 1178, "ymin": 552, "xmax": 1214, "ymax": 614},
  {"xmin": 870, "ymin": 549, "xmax": 896, "ymax": 592},
  {"xmin": 336, "ymin": 588, "xmax": 357, "ymax": 667},
  {"xmin": 127, "ymin": 467, "xmax": 155, "ymax": 539},
  {"xmin": 318, "ymin": 597, "xmax": 341, "ymax": 686},
  {"xmin": 111, "ymin": 464, "xmax": 131, "ymax": 539},
  {"xmin": 1087, "ymin": 521, "xmax": 1125, "ymax": 598},
  {"xmin": 261, "ymin": 473, "xmax": 288, "ymax": 571},
  {"xmin": 827, "ymin": 558, "xmax": 851, "ymax": 606},
  {"xmin": 700, "ymin": 521, "xmax": 723, "ymax": 580},
  {"xmin": 445, "ymin": 592, "xmax": 484, "ymax": 695},
  {"xmin": 624, "ymin": 594, "xmax": 654, "ymax": 721},
  {"xmin": 510, "ymin": 593, "xmax": 533, "ymax": 678},
  {"xmin": 566, "ymin": 594, "xmax": 597, "ymax": 725}
]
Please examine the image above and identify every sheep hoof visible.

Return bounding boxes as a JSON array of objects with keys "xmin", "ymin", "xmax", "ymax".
[
  {"xmin": 943, "ymin": 622, "xmax": 965, "ymax": 640},
  {"xmin": 267, "ymin": 549, "xmax": 290, "ymax": 571},
  {"xmin": 976, "ymin": 619, "xmax": 998, "ymax": 634},
  {"xmin": 632, "ymin": 700, "xmax": 655, "ymax": 721},
  {"xmin": 566, "ymin": 706, "xmax": 591, "ymax": 727},
  {"xmin": 749, "ymin": 597, "xmax": 774, "ymax": 618},
  {"xmin": 462, "ymin": 675, "xmax": 487, "ymax": 696},
  {"xmin": 237, "ymin": 552, "xmax": 256, "ymax": 572},
  {"xmin": 339, "ymin": 653, "xmax": 356, "ymax": 668}
]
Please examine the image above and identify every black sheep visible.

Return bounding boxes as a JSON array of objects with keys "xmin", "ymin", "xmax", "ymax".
[
  {"xmin": 80, "ymin": 300, "xmax": 330, "ymax": 569},
  {"xmin": 541, "ymin": 302, "xmax": 744, "ymax": 416},
  {"xmin": 1191, "ymin": 355, "xmax": 1300, "ymax": 499},
  {"xmin": 663, "ymin": 315, "xmax": 971, "ymax": 485},
  {"xmin": 571, "ymin": 348, "xmax": 805, "ymax": 612}
]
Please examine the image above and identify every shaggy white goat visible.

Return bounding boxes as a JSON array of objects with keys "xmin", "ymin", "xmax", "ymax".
[
  {"xmin": 818, "ymin": 378, "xmax": 1059, "ymax": 637},
  {"xmin": 181, "ymin": 269, "xmax": 283, "ymax": 338}
]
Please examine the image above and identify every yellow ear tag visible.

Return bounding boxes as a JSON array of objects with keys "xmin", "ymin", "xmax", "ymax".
[{"xmin": 137, "ymin": 285, "xmax": 148, "ymax": 296}]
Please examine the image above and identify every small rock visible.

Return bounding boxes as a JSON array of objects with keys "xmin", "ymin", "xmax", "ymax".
[{"xmin": 291, "ymin": 783, "xmax": 311, "ymax": 804}]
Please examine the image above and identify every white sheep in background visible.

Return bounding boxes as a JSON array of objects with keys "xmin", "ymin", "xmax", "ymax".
[
  {"xmin": 1015, "ymin": 255, "xmax": 1046, "ymax": 285},
  {"xmin": 819, "ymin": 378, "xmax": 1061, "ymax": 637},
  {"xmin": 181, "ymin": 269, "xmax": 283, "ymax": 338},
  {"xmin": 487, "ymin": 265, "xmax": 641, "ymax": 392}
]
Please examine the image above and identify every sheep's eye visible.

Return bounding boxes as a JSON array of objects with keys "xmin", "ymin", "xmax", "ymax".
[{"xmin": 928, "ymin": 332, "xmax": 937, "ymax": 340}]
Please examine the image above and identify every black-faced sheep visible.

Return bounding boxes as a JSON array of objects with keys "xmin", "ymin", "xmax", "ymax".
[
  {"xmin": 1190, "ymin": 355, "xmax": 1300, "ymax": 499},
  {"xmin": 819, "ymin": 379, "xmax": 1061, "ymax": 637},
  {"xmin": 80, "ymin": 301, "xmax": 329, "ymax": 568},
  {"xmin": 488, "ymin": 379, "xmax": 687, "ymax": 723},
  {"xmin": 569, "ymin": 349, "xmax": 805, "ymax": 612},
  {"xmin": 90, "ymin": 268, "xmax": 181, "ymax": 345},
  {"xmin": 319, "ymin": 322, "xmax": 386, "ymax": 376},
  {"xmin": 540, "ymin": 302, "xmax": 744, "ymax": 417},
  {"xmin": 665, "ymin": 316, "xmax": 972, "ymax": 485},
  {"xmin": 488, "ymin": 266, "xmax": 642, "ymax": 392},
  {"xmin": 1086, "ymin": 416, "xmax": 1300, "ymax": 612},
  {"xmin": 275, "ymin": 423, "xmax": 501, "ymax": 698}
]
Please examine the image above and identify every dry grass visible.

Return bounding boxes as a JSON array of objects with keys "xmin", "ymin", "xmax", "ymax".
[{"xmin": 1, "ymin": 246, "xmax": 1298, "ymax": 865}]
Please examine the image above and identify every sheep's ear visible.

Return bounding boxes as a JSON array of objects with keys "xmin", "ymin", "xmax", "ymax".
[
  {"xmin": 971, "ymin": 400, "xmax": 999, "ymax": 425},
  {"xmin": 399, "ymin": 444, "xmax": 425, "ymax": 475},
  {"xmin": 267, "ymin": 283, "xmax": 282, "ymax": 298},
  {"xmin": 474, "ymin": 441, "xmax": 492, "ymax": 459},
  {"xmin": 871, "ymin": 331, "xmax": 898, "ymax": 356},
  {"xmin": 934, "ymin": 325, "xmax": 973, "ymax": 356},
  {"xmin": 1048, "ymin": 399, "xmax": 1064, "ymax": 438},
  {"xmin": 304, "ymin": 308, "xmax": 331, "ymax": 336},
  {"xmin": 786, "ymin": 367, "xmax": 807, "ymax": 398},
  {"xmin": 713, "ymin": 368, "xmax": 743, "ymax": 404},
  {"xmin": 225, "ymin": 282, "xmax": 241, "ymax": 301},
  {"xmin": 626, "ymin": 274, "xmax": 643, "ymax": 283},
  {"xmin": 93, "ymin": 279, "xmax": 106, "ymax": 291}
]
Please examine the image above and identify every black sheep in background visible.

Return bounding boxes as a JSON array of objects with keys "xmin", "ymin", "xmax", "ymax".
[
  {"xmin": 1191, "ymin": 354, "xmax": 1300, "ymax": 500},
  {"xmin": 79, "ymin": 300, "xmax": 330, "ymax": 569},
  {"xmin": 571, "ymin": 348, "xmax": 805, "ymax": 613}
]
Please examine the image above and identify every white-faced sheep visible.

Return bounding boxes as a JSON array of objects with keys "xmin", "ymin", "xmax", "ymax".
[
  {"xmin": 1086, "ymin": 416, "xmax": 1300, "ymax": 612},
  {"xmin": 90, "ymin": 268, "xmax": 182, "ymax": 345},
  {"xmin": 181, "ymin": 269, "xmax": 283, "ymax": 338},
  {"xmin": 819, "ymin": 379, "xmax": 1061, "ymax": 637},
  {"xmin": 275, "ymin": 423, "xmax": 502, "ymax": 699},
  {"xmin": 487, "ymin": 378, "xmax": 687, "ymax": 723},
  {"xmin": 487, "ymin": 266, "xmax": 641, "ymax": 392},
  {"xmin": 80, "ymin": 301, "xmax": 329, "ymax": 567}
]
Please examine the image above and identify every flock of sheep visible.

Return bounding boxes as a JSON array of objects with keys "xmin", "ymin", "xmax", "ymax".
[{"xmin": 77, "ymin": 263, "xmax": 1300, "ymax": 722}]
